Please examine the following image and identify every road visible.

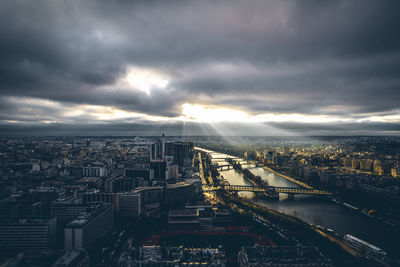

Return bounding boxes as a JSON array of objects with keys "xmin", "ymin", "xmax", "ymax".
[{"xmin": 197, "ymin": 152, "xmax": 208, "ymax": 185}]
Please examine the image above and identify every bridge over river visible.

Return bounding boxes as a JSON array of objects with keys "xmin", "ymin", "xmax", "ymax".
[
  {"xmin": 202, "ymin": 184, "xmax": 332, "ymax": 196},
  {"xmin": 196, "ymin": 147, "xmax": 398, "ymax": 258}
]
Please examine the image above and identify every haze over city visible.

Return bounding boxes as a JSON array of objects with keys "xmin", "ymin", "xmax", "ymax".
[{"xmin": 1, "ymin": 0, "xmax": 400, "ymax": 136}]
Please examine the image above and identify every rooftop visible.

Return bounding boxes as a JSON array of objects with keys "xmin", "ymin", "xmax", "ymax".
[
  {"xmin": 169, "ymin": 209, "xmax": 198, "ymax": 217},
  {"xmin": 66, "ymin": 203, "xmax": 111, "ymax": 228}
]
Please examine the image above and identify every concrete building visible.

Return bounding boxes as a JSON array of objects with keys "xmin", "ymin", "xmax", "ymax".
[
  {"xmin": 117, "ymin": 192, "xmax": 142, "ymax": 218},
  {"xmin": 173, "ymin": 142, "xmax": 194, "ymax": 167},
  {"xmin": 150, "ymin": 138, "xmax": 165, "ymax": 160},
  {"xmin": 167, "ymin": 164, "xmax": 179, "ymax": 180},
  {"xmin": 213, "ymin": 208, "xmax": 233, "ymax": 226},
  {"xmin": 77, "ymin": 176, "xmax": 104, "ymax": 189},
  {"xmin": 133, "ymin": 186, "xmax": 164, "ymax": 205},
  {"xmin": 0, "ymin": 217, "xmax": 57, "ymax": 249},
  {"xmin": 64, "ymin": 203, "xmax": 113, "ymax": 250},
  {"xmin": 82, "ymin": 191, "xmax": 115, "ymax": 205},
  {"xmin": 105, "ymin": 176, "xmax": 135, "ymax": 193},
  {"xmin": 165, "ymin": 183, "xmax": 196, "ymax": 204},
  {"xmin": 168, "ymin": 209, "xmax": 199, "ymax": 230},
  {"xmin": 51, "ymin": 198, "xmax": 104, "ymax": 247},
  {"xmin": 150, "ymin": 160, "xmax": 168, "ymax": 181},
  {"xmin": 117, "ymin": 186, "xmax": 163, "ymax": 218},
  {"xmin": 82, "ymin": 166, "xmax": 107, "ymax": 177},
  {"xmin": 125, "ymin": 168, "xmax": 154, "ymax": 181}
]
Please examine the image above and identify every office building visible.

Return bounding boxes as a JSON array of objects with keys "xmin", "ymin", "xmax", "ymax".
[
  {"xmin": 0, "ymin": 217, "xmax": 57, "ymax": 249},
  {"xmin": 167, "ymin": 164, "xmax": 179, "ymax": 180},
  {"xmin": 64, "ymin": 203, "xmax": 113, "ymax": 250},
  {"xmin": 168, "ymin": 209, "xmax": 199, "ymax": 230},
  {"xmin": 117, "ymin": 192, "xmax": 142, "ymax": 218},
  {"xmin": 165, "ymin": 183, "xmax": 196, "ymax": 204},
  {"xmin": 51, "ymin": 198, "xmax": 103, "ymax": 247},
  {"xmin": 173, "ymin": 142, "xmax": 194, "ymax": 167},
  {"xmin": 82, "ymin": 166, "xmax": 107, "ymax": 177},
  {"xmin": 105, "ymin": 176, "xmax": 135, "ymax": 193},
  {"xmin": 165, "ymin": 142, "xmax": 175, "ymax": 157},
  {"xmin": 150, "ymin": 160, "xmax": 168, "ymax": 181},
  {"xmin": 150, "ymin": 137, "xmax": 165, "ymax": 160},
  {"xmin": 125, "ymin": 168, "xmax": 154, "ymax": 181},
  {"xmin": 117, "ymin": 186, "xmax": 163, "ymax": 218},
  {"xmin": 134, "ymin": 186, "xmax": 164, "ymax": 205}
]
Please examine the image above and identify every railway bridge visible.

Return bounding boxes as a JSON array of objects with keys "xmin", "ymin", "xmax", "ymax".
[{"xmin": 202, "ymin": 184, "xmax": 332, "ymax": 196}]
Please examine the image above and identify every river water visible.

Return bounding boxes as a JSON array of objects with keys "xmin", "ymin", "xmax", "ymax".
[{"xmin": 204, "ymin": 149, "xmax": 399, "ymax": 256}]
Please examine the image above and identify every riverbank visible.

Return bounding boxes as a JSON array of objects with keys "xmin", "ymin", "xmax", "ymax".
[
  {"xmin": 213, "ymin": 191, "xmax": 374, "ymax": 266},
  {"xmin": 262, "ymin": 163, "xmax": 400, "ymax": 231},
  {"xmin": 203, "ymin": 153, "xmax": 364, "ymax": 264},
  {"xmin": 262, "ymin": 165, "xmax": 313, "ymax": 189},
  {"xmin": 202, "ymin": 147, "xmax": 398, "ymax": 260}
]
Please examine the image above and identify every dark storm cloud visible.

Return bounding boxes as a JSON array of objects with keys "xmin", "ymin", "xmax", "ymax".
[
  {"xmin": 0, "ymin": 0, "xmax": 399, "ymax": 134},
  {"xmin": 0, "ymin": 121, "xmax": 399, "ymax": 137},
  {"xmin": 174, "ymin": 54, "xmax": 400, "ymax": 115},
  {"xmin": 269, "ymin": 122, "xmax": 400, "ymax": 136}
]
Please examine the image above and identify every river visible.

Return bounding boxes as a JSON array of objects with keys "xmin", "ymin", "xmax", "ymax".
[{"xmin": 203, "ymin": 149, "xmax": 400, "ymax": 256}]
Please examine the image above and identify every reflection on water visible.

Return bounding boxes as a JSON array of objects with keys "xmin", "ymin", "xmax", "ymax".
[
  {"xmin": 220, "ymin": 169, "xmax": 254, "ymax": 198},
  {"xmin": 250, "ymin": 168, "xmax": 299, "ymax": 188},
  {"xmin": 208, "ymin": 150, "xmax": 399, "ymax": 255}
]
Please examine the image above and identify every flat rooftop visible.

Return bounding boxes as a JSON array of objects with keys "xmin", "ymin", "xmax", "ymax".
[{"xmin": 169, "ymin": 209, "xmax": 198, "ymax": 217}]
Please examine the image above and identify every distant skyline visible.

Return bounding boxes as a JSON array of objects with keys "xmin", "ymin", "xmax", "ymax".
[{"xmin": 1, "ymin": 0, "xmax": 400, "ymax": 135}]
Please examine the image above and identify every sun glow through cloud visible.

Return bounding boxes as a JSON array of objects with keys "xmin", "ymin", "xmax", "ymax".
[
  {"xmin": 2, "ymin": 97, "xmax": 400, "ymax": 128},
  {"xmin": 181, "ymin": 103, "xmax": 356, "ymax": 123},
  {"xmin": 182, "ymin": 103, "xmax": 249, "ymax": 123},
  {"xmin": 125, "ymin": 66, "xmax": 169, "ymax": 94}
]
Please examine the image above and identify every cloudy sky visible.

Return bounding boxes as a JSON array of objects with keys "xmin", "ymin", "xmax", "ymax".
[{"xmin": 1, "ymin": 0, "xmax": 399, "ymax": 136}]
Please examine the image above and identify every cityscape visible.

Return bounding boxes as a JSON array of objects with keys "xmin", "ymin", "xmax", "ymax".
[
  {"xmin": 1, "ymin": 0, "xmax": 400, "ymax": 266},
  {"xmin": 0, "ymin": 135, "xmax": 399, "ymax": 266}
]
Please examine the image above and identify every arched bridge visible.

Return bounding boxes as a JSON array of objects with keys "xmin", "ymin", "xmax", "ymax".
[
  {"xmin": 214, "ymin": 161, "xmax": 254, "ymax": 171},
  {"xmin": 202, "ymin": 184, "xmax": 332, "ymax": 196}
]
